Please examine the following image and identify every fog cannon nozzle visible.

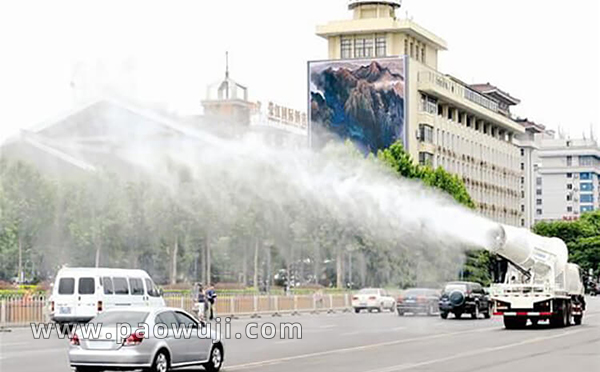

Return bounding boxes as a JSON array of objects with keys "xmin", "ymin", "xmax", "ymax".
[{"xmin": 487, "ymin": 224, "xmax": 507, "ymax": 253}]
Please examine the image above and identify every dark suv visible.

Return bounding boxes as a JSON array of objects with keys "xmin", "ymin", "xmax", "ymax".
[{"xmin": 439, "ymin": 281, "xmax": 491, "ymax": 319}]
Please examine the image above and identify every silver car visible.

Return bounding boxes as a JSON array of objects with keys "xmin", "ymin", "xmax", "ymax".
[{"xmin": 68, "ymin": 307, "xmax": 224, "ymax": 372}]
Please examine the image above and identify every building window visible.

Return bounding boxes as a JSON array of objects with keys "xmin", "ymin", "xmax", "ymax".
[
  {"xmin": 520, "ymin": 163, "xmax": 525, "ymax": 171},
  {"xmin": 581, "ymin": 182, "xmax": 594, "ymax": 191},
  {"xmin": 521, "ymin": 205, "xmax": 525, "ymax": 212},
  {"xmin": 567, "ymin": 194, "xmax": 572, "ymax": 201},
  {"xmin": 580, "ymin": 156, "xmax": 594, "ymax": 166},
  {"xmin": 520, "ymin": 148, "xmax": 525, "ymax": 156},
  {"xmin": 581, "ymin": 205, "xmax": 594, "ymax": 213},
  {"xmin": 404, "ymin": 39, "xmax": 409, "ymax": 56},
  {"xmin": 536, "ymin": 199, "xmax": 542, "ymax": 205},
  {"xmin": 536, "ymin": 209, "xmax": 543, "ymax": 215},
  {"xmin": 447, "ymin": 108, "xmax": 453, "ymax": 121},
  {"xmin": 536, "ymin": 189, "xmax": 542, "ymax": 195},
  {"xmin": 420, "ymin": 94, "xmax": 437, "ymax": 114},
  {"xmin": 567, "ymin": 206, "xmax": 573, "ymax": 212},
  {"xmin": 567, "ymin": 156, "xmax": 572, "ymax": 166},
  {"xmin": 521, "ymin": 190, "xmax": 525, "ymax": 198},
  {"xmin": 410, "ymin": 42, "xmax": 414, "ymax": 57},
  {"xmin": 354, "ymin": 37, "xmax": 373, "ymax": 58},
  {"xmin": 418, "ymin": 124, "xmax": 434, "ymax": 143},
  {"xmin": 521, "ymin": 219, "xmax": 525, "ymax": 227},
  {"xmin": 341, "ymin": 37, "xmax": 353, "ymax": 59},
  {"xmin": 521, "ymin": 177, "xmax": 525, "ymax": 185},
  {"xmin": 581, "ymin": 194, "xmax": 594, "ymax": 203},
  {"xmin": 536, "ymin": 177, "xmax": 542, "ymax": 186},
  {"xmin": 375, "ymin": 34, "xmax": 386, "ymax": 57},
  {"xmin": 581, "ymin": 172, "xmax": 592, "ymax": 180},
  {"xmin": 567, "ymin": 184, "xmax": 573, "ymax": 190},
  {"xmin": 419, "ymin": 152, "xmax": 434, "ymax": 166},
  {"xmin": 567, "ymin": 173, "xmax": 573, "ymax": 178},
  {"xmin": 421, "ymin": 47, "xmax": 426, "ymax": 63}
]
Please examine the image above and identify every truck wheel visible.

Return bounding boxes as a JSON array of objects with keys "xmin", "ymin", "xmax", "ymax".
[
  {"xmin": 530, "ymin": 318, "xmax": 539, "ymax": 327},
  {"xmin": 550, "ymin": 308, "xmax": 566, "ymax": 328},
  {"xmin": 574, "ymin": 315, "xmax": 583, "ymax": 325},
  {"xmin": 440, "ymin": 312, "xmax": 448, "ymax": 319}
]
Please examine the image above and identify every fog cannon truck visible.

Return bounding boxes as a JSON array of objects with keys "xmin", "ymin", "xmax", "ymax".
[{"xmin": 487, "ymin": 224, "xmax": 586, "ymax": 329}]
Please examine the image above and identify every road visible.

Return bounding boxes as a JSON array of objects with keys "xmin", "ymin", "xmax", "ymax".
[{"xmin": 2, "ymin": 297, "xmax": 599, "ymax": 372}]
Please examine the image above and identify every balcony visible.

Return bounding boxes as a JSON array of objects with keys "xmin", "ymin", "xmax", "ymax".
[{"xmin": 418, "ymin": 70, "xmax": 524, "ymax": 134}]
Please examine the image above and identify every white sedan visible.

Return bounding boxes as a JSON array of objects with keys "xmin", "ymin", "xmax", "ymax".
[{"xmin": 352, "ymin": 288, "xmax": 396, "ymax": 313}]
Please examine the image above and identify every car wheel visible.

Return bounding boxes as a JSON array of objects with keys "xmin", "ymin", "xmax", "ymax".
[
  {"xmin": 74, "ymin": 368, "xmax": 98, "ymax": 372},
  {"xmin": 574, "ymin": 315, "xmax": 583, "ymax": 325},
  {"xmin": 354, "ymin": 308, "xmax": 360, "ymax": 314},
  {"xmin": 203, "ymin": 343, "xmax": 224, "ymax": 372},
  {"xmin": 397, "ymin": 309, "xmax": 405, "ymax": 316},
  {"xmin": 150, "ymin": 350, "xmax": 170, "ymax": 372},
  {"xmin": 483, "ymin": 306, "xmax": 491, "ymax": 319},
  {"xmin": 440, "ymin": 312, "xmax": 448, "ymax": 319},
  {"xmin": 454, "ymin": 311, "xmax": 462, "ymax": 319}
]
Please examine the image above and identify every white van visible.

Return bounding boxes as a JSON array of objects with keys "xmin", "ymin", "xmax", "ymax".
[{"xmin": 50, "ymin": 268, "xmax": 165, "ymax": 325}]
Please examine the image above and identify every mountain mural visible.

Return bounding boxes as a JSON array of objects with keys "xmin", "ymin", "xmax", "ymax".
[{"xmin": 309, "ymin": 58, "xmax": 406, "ymax": 153}]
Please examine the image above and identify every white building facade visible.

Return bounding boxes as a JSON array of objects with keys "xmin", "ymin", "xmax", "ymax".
[
  {"xmin": 316, "ymin": 0, "xmax": 524, "ymax": 225},
  {"xmin": 517, "ymin": 119, "xmax": 600, "ymax": 227}
]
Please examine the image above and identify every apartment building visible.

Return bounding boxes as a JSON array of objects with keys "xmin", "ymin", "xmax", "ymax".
[
  {"xmin": 517, "ymin": 119, "xmax": 600, "ymax": 226},
  {"xmin": 316, "ymin": 0, "xmax": 524, "ymax": 225}
]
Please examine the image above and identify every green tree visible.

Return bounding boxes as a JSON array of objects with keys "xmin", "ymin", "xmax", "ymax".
[{"xmin": 534, "ymin": 210, "xmax": 600, "ymax": 278}]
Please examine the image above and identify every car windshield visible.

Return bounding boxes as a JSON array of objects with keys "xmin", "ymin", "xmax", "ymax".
[
  {"xmin": 89, "ymin": 311, "xmax": 149, "ymax": 327},
  {"xmin": 358, "ymin": 289, "xmax": 378, "ymax": 295},
  {"xmin": 444, "ymin": 284, "xmax": 467, "ymax": 293}
]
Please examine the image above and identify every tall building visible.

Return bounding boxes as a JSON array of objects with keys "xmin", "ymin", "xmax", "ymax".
[
  {"xmin": 315, "ymin": 0, "xmax": 524, "ymax": 225},
  {"xmin": 516, "ymin": 119, "xmax": 600, "ymax": 226}
]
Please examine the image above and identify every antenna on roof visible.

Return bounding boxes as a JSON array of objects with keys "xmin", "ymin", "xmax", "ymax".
[{"xmin": 225, "ymin": 51, "xmax": 229, "ymax": 79}]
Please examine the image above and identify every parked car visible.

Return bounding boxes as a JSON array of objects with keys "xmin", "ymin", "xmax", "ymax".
[
  {"xmin": 352, "ymin": 288, "xmax": 396, "ymax": 313},
  {"xmin": 69, "ymin": 307, "xmax": 224, "ymax": 372},
  {"xmin": 438, "ymin": 281, "xmax": 491, "ymax": 319},
  {"xmin": 50, "ymin": 268, "xmax": 165, "ymax": 328},
  {"xmin": 396, "ymin": 288, "xmax": 440, "ymax": 316}
]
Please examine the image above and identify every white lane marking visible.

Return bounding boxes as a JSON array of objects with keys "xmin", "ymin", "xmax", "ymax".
[
  {"xmin": 4, "ymin": 347, "xmax": 66, "ymax": 359},
  {"xmin": 273, "ymin": 339, "xmax": 296, "ymax": 345},
  {"xmin": 0, "ymin": 342, "xmax": 30, "ymax": 347},
  {"xmin": 225, "ymin": 326, "xmax": 498, "ymax": 371},
  {"xmin": 365, "ymin": 327, "xmax": 592, "ymax": 372},
  {"xmin": 341, "ymin": 331, "xmax": 363, "ymax": 336},
  {"xmin": 341, "ymin": 326, "xmax": 405, "ymax": 336}
]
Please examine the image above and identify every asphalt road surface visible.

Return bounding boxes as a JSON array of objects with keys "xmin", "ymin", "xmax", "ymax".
[{"xmin": 2, "ymin": 297, "xmax": 599, "ymax": 372}]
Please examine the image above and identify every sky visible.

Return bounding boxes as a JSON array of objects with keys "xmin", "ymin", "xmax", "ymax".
[{"xmin": 0, "ymin": 0, "xmax": 598, "ymax": 143}]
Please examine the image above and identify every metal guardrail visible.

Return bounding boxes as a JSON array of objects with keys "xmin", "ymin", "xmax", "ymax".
[{"xmin": 0, "ymin": 294, "xmax": 352, "ymax": 328}]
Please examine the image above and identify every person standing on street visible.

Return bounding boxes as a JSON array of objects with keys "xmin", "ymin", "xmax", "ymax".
[
  {"xmin": 206, "ymin": 285, "xmax": 217, "ymax": 320},
  {"xmin": 193, "ymin": 283, "xmax": 207, "ymax": 320}
]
